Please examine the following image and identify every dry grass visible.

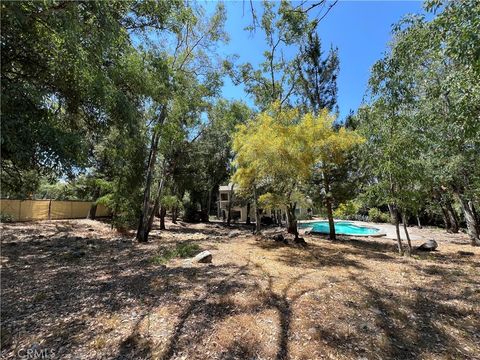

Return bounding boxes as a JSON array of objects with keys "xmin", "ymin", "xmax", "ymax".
[{"xmin": 1, "ymin": 219, "xmax": 479, "ymax": 359}]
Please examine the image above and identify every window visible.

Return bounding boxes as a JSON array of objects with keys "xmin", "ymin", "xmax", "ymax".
[{"xmin": 220, "ymin": 193, "xmax": 228, "ymax": 201}]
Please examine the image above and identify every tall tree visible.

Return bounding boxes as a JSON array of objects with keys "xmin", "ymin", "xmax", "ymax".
[
  {"xmin": 359, "ymin": 0, "xmax": 480, "ymax": 248},
  {"xmin": 296, "ymin": 31, "xmax": 339, "ymax": 114},
  {"xmin": 232, "ymin": 103, "xmax": 363, "ymax": 240},
  {"xmin": 228, "ymin": 1, "xmax": 316, "ymax": 109},
  {"xmin": 136, "ymin": 3, "xmax": 228, "ymax": 242},
  {"xmin": 1, "ymin": 1, "xmax": 183, "ymax": 196},
  {"xmin": 299, "ymin": 111, "xmax": 364, "ymax": 241}
]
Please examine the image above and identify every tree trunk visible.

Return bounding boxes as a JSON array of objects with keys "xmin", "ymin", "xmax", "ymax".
[
  {"xmin": 440, "ymin": 205, "xmax": 452, "ymax": 231},
  {"xmin": 416, "ymin": 213, "xmax": 422, "ymax": 229},
  {"xmin": 136, "ymin": 133, "xmax": 161, "ymax": 242},
  {"xmin": 148, "ymin": 198, "xmax": 159, "ymax": 233},
  {"xmin": 388, "ymin": 204, "xmax": 397, "ymax": 225},
  {"xmin": 458, "ymin": 196, "xmax": 480, "ymax": 246},
  {"xmin": 136, "ymin": 108, "xmax": 166, "ymax": 243},
  {"xmin": 468, "ymin": 201, "xmax": 480, "ymax": 232},
  {"xmin": 200, "ymin": 196, "xmax": 209, "ymax": 222},
  {"xmin": 286, "ymin": 203, "xmax": 299, "ymax": 240},
  {"xmin": 445, "ymin": 201, "xmax": 459, "ymax": 233},
  {"xmin": 392, "ymin": 205, "xmax": 404, "ymax": 255},
  {"xmin": 402, "ymin": 213, "xmax": 412, "ymax": 256},
  {"xmin": 87, "ymin": 188, "xmax": 101, "ymax": 220},
  {"xmin": 159, "ymin": 205, "xmax": 166, "ymax": 230},
  {"xmin": 147, "ymin": 172, "xmax": 166, "ymax": 234},
  {"xmin": 226, "ymin": 183, "xmax": 234, "ymax": 226},
  {"xmin": 276, "ymin": 210, "xmax": 282, "ymax": 227},
  {"xmin": 172, "ymin": 206, "xmax": 178, "ymax": 224},
  {"xmin": 206, "ymin": 187, "xmax": 213, "ymax": 222},
  {"xmin": 323, "ymin": 176, "xmax": 336, "ymax": 240},
  {"xmin": 246, "ymin": 202, "xmax": 251, "ymax": 225},
  {"xmin": 87, "ymin": 203, "xmax": 98, "ymax": 220},
  {"xmin": 253, "ymin": 186, "xmax": 261, "ymax": 233}
]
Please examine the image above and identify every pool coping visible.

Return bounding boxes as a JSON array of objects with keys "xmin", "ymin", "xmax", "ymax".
[{"xmin": 299, "ymin": 220, "xmax": 387, "ymax": 237}]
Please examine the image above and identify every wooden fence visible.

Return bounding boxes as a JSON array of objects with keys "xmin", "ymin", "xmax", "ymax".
[{"xmin": 0, "ymin": 199, "xmax": 110, "ymax": 222}]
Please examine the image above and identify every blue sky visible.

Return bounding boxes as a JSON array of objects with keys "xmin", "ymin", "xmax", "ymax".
[{"xmin": 208, "ymin": 0, "xmax": 429, "ymax": 121}]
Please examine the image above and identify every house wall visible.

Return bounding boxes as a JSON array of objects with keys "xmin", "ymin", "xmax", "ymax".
[{"xmin": 217, "ymin": 189, "xmax": 309, "ymax": 223}]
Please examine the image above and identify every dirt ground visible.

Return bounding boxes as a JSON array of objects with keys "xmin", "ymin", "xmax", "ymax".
[{"xmin": 1, "ymin": 219, "xmax": 479, "ymax": 360}]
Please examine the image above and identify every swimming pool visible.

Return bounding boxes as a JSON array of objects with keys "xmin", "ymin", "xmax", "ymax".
[{"xmin": 299, "ymin": 221, "xmax": 384, "ymax": 236}]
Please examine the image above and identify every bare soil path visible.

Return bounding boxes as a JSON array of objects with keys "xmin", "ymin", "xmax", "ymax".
[{"xmin": 1, "ymin": 219, "xmax": 479, "ymax": 359}]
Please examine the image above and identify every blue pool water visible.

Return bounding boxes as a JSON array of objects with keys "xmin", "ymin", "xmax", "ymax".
[{"xmin": 299, "ymin": 221, "xmax": 381, "ymax": 236}]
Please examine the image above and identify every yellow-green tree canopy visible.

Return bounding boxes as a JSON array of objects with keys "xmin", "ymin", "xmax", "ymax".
[
  {"xmin": 232, "ymin": 102, "xmax": 364, "ymax": 213},
  {"xmin": 298, "ymin": 110, "xmax": 365, "ymax": 175}
]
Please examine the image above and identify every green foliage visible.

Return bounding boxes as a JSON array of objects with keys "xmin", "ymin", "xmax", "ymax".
[
  {"xmin": 333, "ymin": 201, "xmax": 362, "ymax": 220},
  {"xmin": 229, "ymin": 1, "xmax": 317, "ymax": 109},
  {"xmin": 149, "ymin": 242, "xmax": 201, "ymax": 264},
  {"xmin": 175, "ymin": 99, "xmax": 252, "ymax": 219},
  {"xmin": 181, "ymin": 192, "xmax": 200, "ymax": 223},
  {"xmin": 368, "ymin": 208, "xmax": 390, "ymax": 223},
  {"xmin": 0, "ymin": 166, "xmax": 41, "ymax": 199},
  {"xmin": 0, "ymin": 213, "xmax": 14, "ymax": 223},
  {"xmin": 296, "ymin": 32, "xmax": 339, "ymax": 114},
  {"xmin": 1, "ymin": 1, "xmax": 139, "ymax": 189},
  {"xmin": 358, "ymin": 0, "xmax": 480, "ymax": 238},
  {"xmin": 161, "ymin": 195, "xmax": 182, "ymax": 211}
]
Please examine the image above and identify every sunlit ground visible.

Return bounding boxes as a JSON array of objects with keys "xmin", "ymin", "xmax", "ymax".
[{"xmin": 1, "ymin": 219, "xmax": 479, "ymax": 360}]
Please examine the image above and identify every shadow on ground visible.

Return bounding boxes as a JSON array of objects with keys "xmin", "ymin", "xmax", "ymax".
[{"xmin": 1, "ymin": 220, "xmax": 479, "ymax": 359}]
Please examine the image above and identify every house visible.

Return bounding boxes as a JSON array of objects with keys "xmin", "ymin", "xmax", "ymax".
[{"xmin": 217, "ymin": 184, "xmax": 311, "ymax": 223}]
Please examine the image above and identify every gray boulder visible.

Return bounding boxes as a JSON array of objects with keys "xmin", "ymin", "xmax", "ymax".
[
  {"xmin": 192, "ymin": 250, "xmax": 212, "ymax": 263},
  {"xmin": 417, "ymin": 239, "xmax": 438, "ymax": 252}
]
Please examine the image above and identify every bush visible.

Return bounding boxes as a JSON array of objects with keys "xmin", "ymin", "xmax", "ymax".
[
  {"xmin": 368, "ymin": 208, "xmax": 390, "ymax": 223},
  {"xmin": 333, "ymin": 201, "xmax": 362, "ymax": 220},
  {"xmin": 0, "ymin": 213, "xmax": 13, "ymax": 223}
]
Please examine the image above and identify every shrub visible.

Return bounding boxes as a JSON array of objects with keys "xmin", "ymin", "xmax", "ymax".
[
  {"xmin": 368, "ymin": 208, "xmax": 390, "ymax": 223},
  {"xmin": 333, "ymin": 201, "xmax": 361, "ymax": 220},
  {"xmin": 175, "ymin": 243, "xmax": 201, "ymax": 258},
  {"xmin": 150, "ymin": 242, "xmax": 201, "ymax": 264},
  {"xmin": 0, "ymin": 213, "xmax": 13, "ymax": 223}
]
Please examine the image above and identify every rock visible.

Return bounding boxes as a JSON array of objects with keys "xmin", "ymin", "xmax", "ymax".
[
  {"xmin": 192, "ymin": 251, "xmax": 212, "ymax": 263},
  {"xmin": 457, "ymin": 251, "xmax": 474, "ymax": 256},
  {"xmin": 228, "ymin": 230, "xmax": 242, "ymax": 238},
  {"xmin": 417, "ymin": 239, "xmax": 438, "ymax": 251}
]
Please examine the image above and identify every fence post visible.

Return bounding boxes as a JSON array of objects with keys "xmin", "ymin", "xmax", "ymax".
[{"xmin": 48, "ymin": 199, "xmax": 52, "ymax": 220}]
